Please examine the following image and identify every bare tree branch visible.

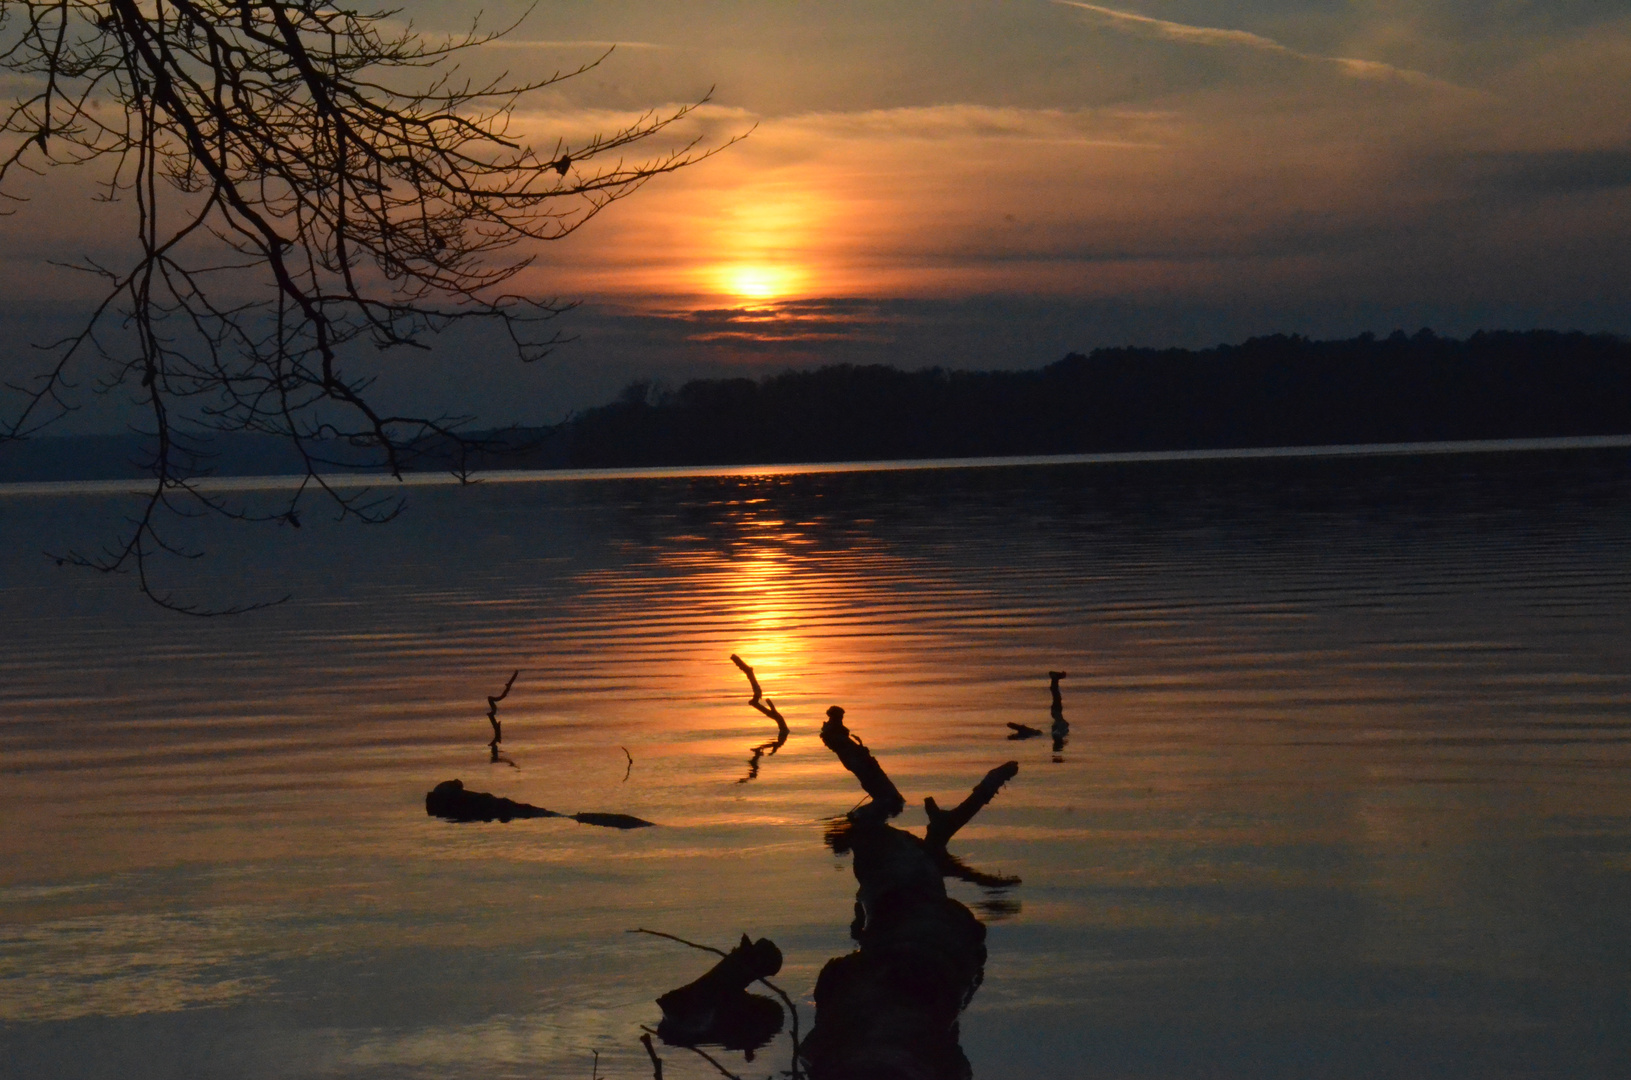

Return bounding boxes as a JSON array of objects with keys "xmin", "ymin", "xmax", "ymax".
[
  {"xmin": 817, "ymin": 705, "xmax": 904, "ymax": 821},
  {"xmin": 729, "ymin": 653, "xmax": 789, "ymax": 783},
  {"xmin": 0, "ymin": 0, "xmax": 739, "ymax": 609}
]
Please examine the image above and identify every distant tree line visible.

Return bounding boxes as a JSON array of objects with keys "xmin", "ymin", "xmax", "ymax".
[
  {"xmin": 9, "ymin": 329, "xmax": 1625, "ymax": 481},
  {"xmin": 505, "ymin": 329, "xmax": 1631, "ymax": 468}
]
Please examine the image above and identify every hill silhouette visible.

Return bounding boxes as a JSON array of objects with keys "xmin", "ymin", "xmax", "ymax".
[
  {"xmin": 4, "ymin": 330, "xmax": 1627, "ymax": 481},
  {"xmin": 548, "ymin": 329, "xmax": 1631, "ymax": 468}
]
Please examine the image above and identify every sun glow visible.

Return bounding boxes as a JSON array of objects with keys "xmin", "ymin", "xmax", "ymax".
[{"xmin": 719, "ymin": 263, "xmax": 801, "ymax": 303}]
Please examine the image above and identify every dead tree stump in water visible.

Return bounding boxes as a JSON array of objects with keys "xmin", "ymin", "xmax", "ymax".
[
  {"xmin": 655, "ymin": 933, "xmax": 785, "ymax": 1051},
  {"xmin": 801, "ymin": 707, "xmax": 1018, "ymax": 1080}
]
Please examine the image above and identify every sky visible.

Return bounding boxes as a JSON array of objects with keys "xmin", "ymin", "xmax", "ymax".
[{"xmin": 6, "ymin": 0, "xmax": 1631, "ymax": 428}]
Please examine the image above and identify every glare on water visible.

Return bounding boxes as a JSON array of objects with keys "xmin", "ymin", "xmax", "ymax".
[{"xmin": 1, "ymin": 449, "xmax": 1629, "ymax": 1078}]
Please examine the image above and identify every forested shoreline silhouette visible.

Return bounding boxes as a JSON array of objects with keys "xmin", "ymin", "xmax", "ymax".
[
  {"xmin": 5, "ymin": 329, "xmax": 1628, "ymax": 481},
  {"xmin": 550, "ymin": 329, "xmax": 1631, "ymax": 468}
]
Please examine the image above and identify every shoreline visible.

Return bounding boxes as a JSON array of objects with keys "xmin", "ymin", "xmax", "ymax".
[{"xmin": 3, "ymin": 432, "xmax": 1628, "ymax": 498}]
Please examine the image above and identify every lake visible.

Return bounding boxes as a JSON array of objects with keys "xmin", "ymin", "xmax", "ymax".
[{"xmin": 2, "ymin": 446, "xmax": 1629, "ymax": 1078}]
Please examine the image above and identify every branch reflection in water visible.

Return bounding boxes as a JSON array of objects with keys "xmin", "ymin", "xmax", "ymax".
[{"xmin": 730, "ymin": 653, "xmax": 791, "ymax": 783}]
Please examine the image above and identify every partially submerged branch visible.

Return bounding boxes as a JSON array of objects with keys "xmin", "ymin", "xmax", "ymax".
[
  {"xmin": 817, "ymin": 706, "xmax": 904, "ymax": 821},
  {"xmin": 488, "ymin": 669, "xmax": 519, "ymax": 748},
  {"xmin": 729, "ymin": 653, "xmax": 790, "ymax": 783},
  {"xmin": 629, "ymin": 933, "xmax": 795, "ymax": 1076},
  {"xmin": 803, "ymin": 710, "xmax": 1018, "ymax": 1079},
  {"xmin": 924, "ymin": 761, "xmax": 1020, "ymax": 853},
  {"xmin": 654, "ymin": 933, "xmax": 783, "ymax": 1049},
  {"xmin": 425, "ymin": 778, "xmax": 653, "ymax": 829},
  {"xmin": 639, "ymin": 1032, "xmax": 664, "ymax": 1080},
  {"xmin": 1050, "ymin": 670, "xmax": 1070, "ymax": 753}
]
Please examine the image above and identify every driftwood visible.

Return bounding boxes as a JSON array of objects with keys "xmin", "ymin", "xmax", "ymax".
[
  {"xmin": 487, "ymin": 670, "xmax": 518, "ymax": 747},
  {"xmin": 730, "ymin": 654, "xmax": 791, "ymax": 783},
  {"xmin": 424, "ymin": 779, "xmax": 654, "ymax": 829},
  {"xmin": 485, "ymin": 671, "xmax": 520, "ymax": 767},
  {"xmin": 640, "ymin": 1032, "xmax": 664, "ymax": 1079},
  {"xmin": 817, "ymin": 706, "xmax": 905, "ymax": 820},
  {"xmin": 1006, "ymin": 721, "xmax": 1042, "ymax": 740},
  {"xmin": 655, "ymin": 933, "xmax": 785, "ymax": 1052},
  {"xmin": 633, "ymin": 927, "xmax": 804, "ymax": 1076},
  {"xmin": 1049, "ymin": 670, "xmax": 1069, "ymax": 753},
  {"xmin": 801, "ymin": 708, "xmax": 1018, "ymax": 1080}
]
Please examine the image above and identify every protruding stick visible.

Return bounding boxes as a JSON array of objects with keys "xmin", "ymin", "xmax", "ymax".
[
  {"xmin": 640, "ymin": 1032, "xmax": 664, "ymax": 1079},
  {"xmin": 730, "ymin": 653, "xmax": 790, "ymax": 737},
  {"xmin": 487, "ymin": 669, "xmax": 519, "ymax": 746},
  {"xmin": 1048, "ymin": 670, "xmax": 1067, "ymax": 715},
  {"xmin": 923, "ymin": 761, "xmax": 1019, "ymax": 851},
  {"xmin": 819, "ymin": 706, "xmax": 905, "ymax": 819}
]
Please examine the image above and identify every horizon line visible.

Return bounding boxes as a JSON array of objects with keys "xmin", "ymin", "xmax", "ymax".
[{"xmin": 3, "ymin": 434, "xmax": 1627, "ymax": 499}]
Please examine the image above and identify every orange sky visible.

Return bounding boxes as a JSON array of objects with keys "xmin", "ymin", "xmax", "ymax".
[{"xmin": 5, "ymin": 0, "xmax": 1631, "ymax": 425}]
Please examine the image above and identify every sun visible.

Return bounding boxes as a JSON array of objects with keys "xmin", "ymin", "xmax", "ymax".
[{"xmin": 720, "ymin": 264, "xmax": 800, "ymax": 303}]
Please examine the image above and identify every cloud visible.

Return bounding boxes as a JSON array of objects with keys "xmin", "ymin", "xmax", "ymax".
[
  {"xmin": 1457, "ymin": 148, "xmax": 1631, "ymax": 196},
  {"xmin": 478, "ymin": 40, "xmax": 669, "ymax": 51},
  {"xmin": 1053, "ymin": 1, "xmax": 1451, "ymax": 89}
]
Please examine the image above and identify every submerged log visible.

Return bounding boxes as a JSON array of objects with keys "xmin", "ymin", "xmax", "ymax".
[
  {"xmin": 424, "ymin": 779, "xmax": 654, "ymax": 829},
  {"xmin": 425, "ymin": 778, "xmax": 559, "ymax": 822},
  {"xmin": 655, "ymin": 933, "xmax": 785, "ymax": 1051},
  {"xmin": 801, "ymin": 708, "xmax": 1018, "ymax": 1080}
]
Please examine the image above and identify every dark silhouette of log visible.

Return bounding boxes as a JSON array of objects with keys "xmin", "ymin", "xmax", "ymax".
[
  {"xmin": 655, "ymin": 933, "xmax": 785, "ymax": 1051},
  {"xmin": 802, "ymin": 709, "xmax": 1019, "ymax": 1079},
  {"xmin": 426, "ymin": 779, "xmax": 558, "ymax": 822},
  {"xmin": 1006, "ymin": 721, "xmax": 1043, "ymax": 740},
  {"xmin": 424, "ymin": 779, "xmax": 654, "ymax": 829},
  {"xmin": 631, "ymin": 927, "xmax": 805, "ymax": 1076},
  {"xmin": 818, "ymin": 706, "xmax": 905, "ymax": 820},
  {"xmin": 570, "ymin": 811, "xmax": 658, "ymax": 830}
]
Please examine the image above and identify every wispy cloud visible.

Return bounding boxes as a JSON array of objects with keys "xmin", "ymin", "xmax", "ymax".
[
  {"xmin": 1053, "ymin": 1, "xmax": 1451, "ymax": 89},
  {"xmin": 478, "ymin": 39, "xmax": 670, "ymax": 51}
]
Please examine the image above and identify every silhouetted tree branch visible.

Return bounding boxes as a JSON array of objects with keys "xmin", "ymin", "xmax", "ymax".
[
  {"xmin": 729, "ymin": 653, "xmax": 789, "ymax": 783},
  {"xmin": 0, "ymin": 0, "xmax": 735, "ymax": 611},
  {"xmin": 804, "ymin": 708, "xmax": 1019, "ymax": 1079},
  {"xmin": 487, "ymin": 669, "xmax": 518, "ymax": 746},
  {"xmin": 817, "ymin": 705, "xmax": 904, "ymax": 821},
  {"xmin": 923, "ymin": 761, "xmax": 1019, "ymax": 853}
]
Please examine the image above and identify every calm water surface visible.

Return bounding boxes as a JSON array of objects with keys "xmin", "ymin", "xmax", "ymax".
[{"xmin": 2, "ymin": 450, "xmax": 1629, "ymax": 1078}]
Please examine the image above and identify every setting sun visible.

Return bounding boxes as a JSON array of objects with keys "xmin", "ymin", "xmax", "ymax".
[{"xmin": 720, "ymin": 263, "xmax": 801, "ymax": 303}]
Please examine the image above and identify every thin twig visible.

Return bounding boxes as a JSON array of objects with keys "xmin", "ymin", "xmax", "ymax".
[
  {"xmin": 639, "ymin": 1031, "xmax": 663, "ymax": 1079},
  {"xmin": 730, "ymin": 653, "xmax": 790, "ymax": 734},
  {"xmin": 621, "ymin": 745, "xmax": 634, "ymax": 782},
  {"xmin": 730, "ymin": 653, "xmax": 790, "ymax": 783},
  {"xmin": 629, "ymin": 927, "xmax": 726, "ymax": 957},
  {"xmin": 675, "ymin": 1041, "xmax": 746, "ymax": 1080},
  {"xmin": 487, "ymin": 669, "xmax": 519, "ymax": 747}
]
